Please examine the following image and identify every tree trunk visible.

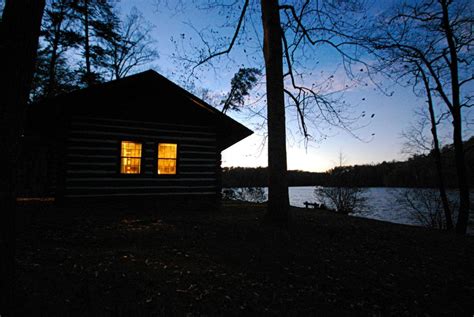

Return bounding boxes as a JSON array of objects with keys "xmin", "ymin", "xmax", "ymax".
[
  {"xmin": 46, "ymin": 10, "xmax": 64, "ymax": 97},
  {"xmin": 440, "ymin": 0, "xmax": 470, "ymax": 234},
  {"xmin": 420, "ymin": 66, "xmax": 453, "ymax": 230},
  {"xmin": 429, "ymin": 106, "xmax": 453, "ymax": 231},
  {"xmin": 0, "ymin": 0, "xmax": 45, "ymax": 314},
  {"xmin": 261, "ymin": 0, "xmax": 290, "ymax": 225},
  {"xmin": 452, "ymin": 107, "xmax": 470, "ymax": 234},
  {"xmin": 84, "ymin": 0, "xmax": 92, "ymax": 86}
]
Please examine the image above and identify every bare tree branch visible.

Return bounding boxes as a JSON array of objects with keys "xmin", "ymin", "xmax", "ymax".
[{"xmin": 192, "ymin": 0, "xmax": 248, "ymax": 70}]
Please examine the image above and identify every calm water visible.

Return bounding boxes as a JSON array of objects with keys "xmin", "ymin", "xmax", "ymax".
[{"xmin": 226, "ymin": 186, "xmax": 474, "ymax": 233}]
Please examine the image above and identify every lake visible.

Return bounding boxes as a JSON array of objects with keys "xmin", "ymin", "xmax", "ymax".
[{"xmin": 225, "ymin": 186, "xmax": 474, "ymax": 234}]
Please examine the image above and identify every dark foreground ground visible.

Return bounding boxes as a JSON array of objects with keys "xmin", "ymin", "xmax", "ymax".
[{"xmin": 15, "ymin": 201, "xmax": 474, "ymax": 316}]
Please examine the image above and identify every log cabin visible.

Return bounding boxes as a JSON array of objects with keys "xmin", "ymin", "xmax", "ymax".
[{"xmin": 18, "ymin": 70, "xmax": 252, "ymax": 209}]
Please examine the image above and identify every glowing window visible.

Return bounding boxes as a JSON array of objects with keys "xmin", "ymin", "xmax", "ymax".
[
  {"xmin": 158, "ymin": 143, "xmax": 177, "ymax": 175},
  {"xmin": 120, "ymin": 141, "xmax": 142, "ymax": 174}
]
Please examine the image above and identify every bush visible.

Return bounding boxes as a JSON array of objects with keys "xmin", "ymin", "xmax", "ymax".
[
  {"xmin": 314, "ymin": 165, "xmax": 367, "ymax": 214},
  {"xmin": 393, "ymin": 188, "xmax": 456, "ymax": 230},
  {"xmin": 222, "ymin": 187, "xmax": 267, "ymax": 203}
]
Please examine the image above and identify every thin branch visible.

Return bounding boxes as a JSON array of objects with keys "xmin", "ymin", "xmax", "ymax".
[{"xmin": 192, "ymin": 0, "xmax": 248, "ymax": 70}]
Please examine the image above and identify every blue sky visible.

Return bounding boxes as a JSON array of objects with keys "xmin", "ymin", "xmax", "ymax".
[{"xmin": 117, "ymin": 0, "xmax": 472, "ymax": 172}]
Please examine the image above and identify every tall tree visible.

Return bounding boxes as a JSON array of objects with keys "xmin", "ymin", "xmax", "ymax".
[
  {"xmin": 171, "ymin": 0, "xmax": 370, "ymax": 225},
  {"xmin": 401, "ymin": 64, "xmax": 454, "ymax": 230},
  {"xmin": 261, "ymin": 0, "xmax": 290, "ymax": 223},
  {"xmin": 32, "ymin": 0, "xmax": 81, "ymax": 100},
  {"xmin": 363, "ymin": 0, "xmax": 473, "ymax": 234},
  {"xmin": 42, "ymin": 0, "xmax": 79, "ymax": 96},
  {"xmin": 0, "ymin": 0, "xmax": 45, "ymax": 313},
  {"xmin": 103, "ymin": 7, "xmax": 159, "ymax": 80},
  {"xmin": 418, "ymin": 64, "xmax": 453, "ymax": 230},
  {"xmin": 71, "ymin": 0, "xmax": 120, "ymax": 86}
]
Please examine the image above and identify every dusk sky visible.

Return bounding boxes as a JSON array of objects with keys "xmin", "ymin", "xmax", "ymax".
[{"xmin": 107, "ymin": 1, "xmax": 472, "ymax": 171}]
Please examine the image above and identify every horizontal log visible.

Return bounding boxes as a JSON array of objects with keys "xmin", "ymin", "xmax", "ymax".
[
  {"xmin": 69, "ymin": 130, "xmax": 217, "ymax": 143},
  {"xmin": 179, "ymin": 163, "xmax": 216, "ymax": 168},
  {"xmin": 72, "ymin": 116, "xmax": 216, "ymax": 132},
  {"xmin": 180, "ymin": 158, "xmax": 216, "ymax": 163},
  {"xmin": 67, "ymin": 154, "xmax": 116, "ymax": 159},
  {"xmin": 65, "ymin": 185, "xmax": 217, "ymax": 196},
  {"xmin": 64, "ymin": 191, "xmax": 217, "ymax": 198},
  {"xmin": 66, "ymin": 170, "xmax": 116, "ymax": 174},
  {"xmin": 66, "ymin": 163, "xmax": 217, "ymax": 174},
  {"xmin": 179, "ymin": 171, "xmax": 216, "ymax": 175},
  {"xmin": 180, "ymin": 150, "xmax": 217, "ymax": 155},
  {"xmin": 71, "ymin": 121, "xmax": 216, "ymax": 136},
  {"xmin": 69, "ymin": 138, "xmax": 117, "ymax": 144},
  {"xmin": 179, "ymin": 144, "xmax": 217, "ymax": 150},
  {"xmin": 67, "ymin": 161, "xmax": 116, "ymax": 166},
  {"xmin": 66, "ymin": 177, "xmax": 216, "ymax": 182},
  {"xmin": 66, "ymin": 185, "xmax": 216, "ymax": 191}
]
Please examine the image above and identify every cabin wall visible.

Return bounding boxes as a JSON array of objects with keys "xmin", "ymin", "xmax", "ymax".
[
  {"xmin": 61, "ymin": 115, "xmax": 220, "ymax": 208},
  {"xmin": 17, "ymin": 136, "xmax": 58, "ymax": 198}
]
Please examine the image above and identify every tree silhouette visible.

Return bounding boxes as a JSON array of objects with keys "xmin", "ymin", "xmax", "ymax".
[
  {"xmin": 315, "ymin": 153, "xmax": 368, "ymax": 214},
  {"xmin": 221, "ymin": 67, "xmax": 261, "ymax": 114},
  {"xmin": 31, "ymin": 0, "xmax": 81, "ymax": 100},
  {"xmin": 103, "ymin": 7, "xmax": 159, "ymax": 80},
  {"xmin": 71, "ymin": 0, "xmax": 120, "ymax": 86},
  {"xmin": 362, "ymin": 0, "xmax": 473, "ymax": 234},
  {"xmin": 0, "ymin": 0, "xmax": 45, "ymax": 313},
  {"xmin": 170, "ymin": 0, "xmax": 371, "ymax": 225}
]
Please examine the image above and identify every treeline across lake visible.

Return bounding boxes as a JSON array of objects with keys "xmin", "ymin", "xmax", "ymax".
[
  {"xmin": 222, "ymin": 168, "xmax": 326, "ymax": 187},
  {"xmin": 223, "ymin": 137, "xmax": 474, "ymax": 188}
]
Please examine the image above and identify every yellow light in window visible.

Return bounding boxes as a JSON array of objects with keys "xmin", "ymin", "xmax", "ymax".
[
  {"xmin": 121, "ymin": 141, "xmax": 142, "ymax": 174},
  {"xmin": 158, "ymin": 143, "xmax": 177, "ymax": 174}
]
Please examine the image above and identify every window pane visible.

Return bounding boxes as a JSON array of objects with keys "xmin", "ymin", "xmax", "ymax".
[
  {"xmin": 157, "ymin": 143, "xmax": 177, "ymax": 175},
  {"xmin": 121, "ymin": 158, "xmax": 141, "ymax": 174},
  {"xmin": 158, "ymin": 159, "xmax": 176, "ymax": 175},
  {"xmin": 121, "ymin": 141, "xmax": 142, "ymax": 174},
  {"xmin": 121, "ymin": 141, "xmax": 142, "ymax": 158},
  {"xmin": 158, "ymin": 143, "xmax": 177, "ymax": 159}
]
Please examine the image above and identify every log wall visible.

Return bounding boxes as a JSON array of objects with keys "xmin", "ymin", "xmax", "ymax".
[{"xmin": 62, "ymin": 116, "xmax": 220, "ymax": 202}]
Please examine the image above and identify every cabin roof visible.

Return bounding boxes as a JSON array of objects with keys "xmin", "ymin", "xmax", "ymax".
[{"xmin": 30, "ymin": 70, "xmax": 252, "ymax": 151}]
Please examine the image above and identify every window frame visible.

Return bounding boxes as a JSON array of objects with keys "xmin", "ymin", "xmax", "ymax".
[
  {"xmin": 118, "ymin": 140, "xmax": 143, "ymax": 175},
  {"xmin": 155, "ymin": 141, "xmax": 179, "ymax": 176}
]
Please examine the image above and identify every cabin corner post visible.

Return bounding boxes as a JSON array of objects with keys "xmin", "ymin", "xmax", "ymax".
[
  {"xmin": 216, "ymin": 152, "xmax": 223, "ymax": 204},
  {"xmin": 54, "ymin": 114, "xmax": 70, "ymax": 205}
]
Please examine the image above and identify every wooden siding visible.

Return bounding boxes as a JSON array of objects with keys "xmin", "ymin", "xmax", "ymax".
[
  {"xmin": 63, "ymin": 116, "xmax": 219, "ymax": 199},
  {"xmin": 17, "ymin": 137, "xmax": 57, "ymax": 197}
]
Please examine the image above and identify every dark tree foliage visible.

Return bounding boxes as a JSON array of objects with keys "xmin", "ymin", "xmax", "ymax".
[
  {"xmin": 342, "ymin": 141, "xmax": 474, "ymax": 188},
  {"xmin": 32, "ymin": 44, "xmax": 79, "ymax": 102},
  {"xmin": 315, "ymin": 165, "xmax": 368, "ymax": 214},
  {"xmin": 103, "ymin": 7, "xmax": 158, "ymax": 80},
  {"xmin": 221, "ymin": 67, "xmax": 261, "ymax": 113},
  {"xmin": 71, "ymin": 0, "xmax": 120, "ymax": 86},
  {"xmin": 31, "ymin": 0, "xmax": 82, "ymax": 101},
  {"xmin": 32, "ymin": 2, "xmax": 158, "ymax": 99},
  {"xmin": 222, "ymin": 167, "xmax": 326, "ymax": 187},
  {"xmin": 35, "ymin": 0, "xmax": 81, "ymax": 99}
]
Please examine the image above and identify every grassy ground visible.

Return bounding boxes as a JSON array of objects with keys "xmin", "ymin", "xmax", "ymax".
[{"xmin": 15, "ymin": 200, "xmax": 474, "ymax": 316}]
